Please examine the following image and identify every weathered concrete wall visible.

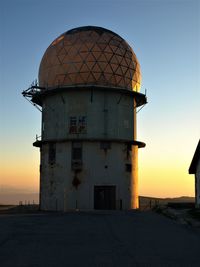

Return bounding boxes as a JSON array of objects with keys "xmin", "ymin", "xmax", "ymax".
[
  {"xmin": 42, "ymin": 90, "xmax": 134, "ymax": 141},
  {"xmin": 40, "ymin": 89, "xmax": 139, "ymax": 211},
  {"xmin": 196, "ymin": 157, "xmax": 200, "ymax": 207},
  {"xmin": 131, "ymin": 145, "xmax": 138, "ymax": 209},
  {"xmin": 40, "ymin": 141, "xmax": 137, "ymax": 211}
]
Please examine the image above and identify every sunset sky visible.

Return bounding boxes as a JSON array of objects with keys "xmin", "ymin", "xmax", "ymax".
[{"xmin": 0, "ymin": 0, "xmax": 199, "ymax": 200}]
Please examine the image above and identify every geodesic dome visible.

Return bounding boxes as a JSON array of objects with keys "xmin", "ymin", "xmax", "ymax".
[{"xmin": 39, "ymin": 26, "xmax": 141, "ymax": 91}]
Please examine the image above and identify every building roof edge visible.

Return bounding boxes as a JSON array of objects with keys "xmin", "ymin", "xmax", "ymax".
[{"xmin": 189, "ymin": 140, "xmax": 200, "ymax": 174}]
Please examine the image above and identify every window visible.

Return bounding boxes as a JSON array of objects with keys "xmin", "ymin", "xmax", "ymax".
[
  {"xmin": 126, "ymin": 143, "xmax": 132, "ymax": 159},
  {"xmin": 71, "ymin": 142, "xmax": 82, "ymax": 170},
  {"xmin": 48, "ymin": 143, "xmax": 56, "ymax": 164},
  {"xmin": 127, "ymin": 143, "xmax": 132, "ymax": 151},
  {"xmin": 125, "ymin": 163, "xmax": 132, "ymax": 172},
  {"xmin": 69, "ymin": 116, "xmax": 87, "ymax": 134},
  {"xmin": 100, "ymin": 141, "xmax": 111, "ymax": 150},
  {"xmin": 72, "ymin": 142, "xmax": 82, "ymax": 161}
]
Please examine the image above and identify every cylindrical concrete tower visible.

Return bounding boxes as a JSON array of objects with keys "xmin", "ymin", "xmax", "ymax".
[{"xmin": 23, "ymin": 26, "xmax": 147, "ymax": 211}]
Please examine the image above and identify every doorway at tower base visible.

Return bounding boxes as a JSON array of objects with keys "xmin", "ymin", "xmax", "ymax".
[{"xmin": 94, "ymin": 185, "xmax": 116, "ymax": 210}]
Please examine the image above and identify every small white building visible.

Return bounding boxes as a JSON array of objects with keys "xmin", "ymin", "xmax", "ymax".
[
  {"xmin": 189, "ymin": 140, "xmax": 200, "ymax": 207},
  {"xmin": 23, "ymin": 26, "xmax": 147, "ymax": 211}
]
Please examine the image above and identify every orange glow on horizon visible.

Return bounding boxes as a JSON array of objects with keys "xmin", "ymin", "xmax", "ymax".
[
  {"xmin": 0, "ymin": 150, "xmax": 195, "ymax": 199},
  {"xmin": 0, "ymin": 126, "xmax": 196, "ymax": 198},
  {"xmin": 0, "ymin": 151, "xmax": 39, "ymax": 192}
]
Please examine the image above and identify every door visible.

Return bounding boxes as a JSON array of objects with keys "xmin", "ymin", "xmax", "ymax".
[{"xmin": 94, "ymin": 185, "xmax": 116, "ymax": 210}]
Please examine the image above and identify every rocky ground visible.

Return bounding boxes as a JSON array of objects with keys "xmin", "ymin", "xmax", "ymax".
[{"xmin": 154, "ymin": 205, "xmax": 200, "ymax": 227}]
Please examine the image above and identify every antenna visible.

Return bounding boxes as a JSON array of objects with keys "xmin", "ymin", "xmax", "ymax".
[{"xmin": 22, "ymin": 80, "xmax": 45, "ymax": 112}]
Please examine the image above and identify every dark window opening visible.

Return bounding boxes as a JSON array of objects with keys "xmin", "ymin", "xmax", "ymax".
[
  {"xmin": 71, "ymin": 142, "xmax": 82, "ymax": 170},
  {"xmin": 100, "ymin": 141, "xmax": 111, "ymax": 150},
  {"xmin": 126, "ymin": 143, "xmax": 132, "ymax": 159},
  {"xmin": 127, "ymin": 143, "xmax": 132, "ymax": 151},
  {"xmin": 120, "ymin": 199, "xmax": 123, "ymax": 210},
  {"xmin": 48, "ymin": 143, "xmax": 56, "ymax": 164},
  {"xmin": 72, "ymin": 142, "xmax": 82, "ymax": 160},
  {"xmin": 126, "ymin": 163, "xmax": 132, "ymax": 172}
]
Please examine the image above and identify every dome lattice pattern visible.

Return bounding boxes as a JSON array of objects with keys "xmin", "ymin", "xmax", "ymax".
[{"xmin": 39, "ymin": 26, "xmax": 141, "ymax": 91}]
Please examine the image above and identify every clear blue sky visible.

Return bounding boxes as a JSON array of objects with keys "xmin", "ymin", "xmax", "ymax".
[{"xmin": 0, "ymin": 0, "xmax": 199, "ymax": 197}]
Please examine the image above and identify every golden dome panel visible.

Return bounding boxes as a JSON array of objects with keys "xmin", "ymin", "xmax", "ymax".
[{"xmin": 39, "ymin": 26, "xmax": 141, "ymax": 91}]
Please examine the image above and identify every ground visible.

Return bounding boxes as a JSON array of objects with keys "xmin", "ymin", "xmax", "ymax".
[{"xmin": 0, "ymin": 211, "xmax": 200, "ymax": 267}]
